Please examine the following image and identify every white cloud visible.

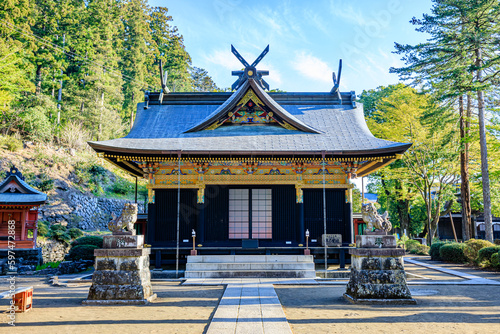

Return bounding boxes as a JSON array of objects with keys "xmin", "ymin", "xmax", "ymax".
[{"xmin": 290, "ymin": 51, "xmax": 333, "ymax": 84}]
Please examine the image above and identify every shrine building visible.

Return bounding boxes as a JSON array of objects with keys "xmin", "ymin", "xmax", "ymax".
[
  {"xmin": 0, "ymin": 166, "xmax": 47, "ymax": 250},
  {"xmin": 88, "ymin": 46, "xmax": 410, "ymax": 263}
]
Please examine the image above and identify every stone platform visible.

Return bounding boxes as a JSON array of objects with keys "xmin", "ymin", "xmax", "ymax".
[
  {"xmin": 185, "ymin": 255, "xmax": 316, "ymax": 278},
  {"xmin": 344, "ymin": 234, "xmax": 416, "ymax": 304},
  {"xmin": 83, "ymin": 235, "xmax": 156, "ymax": 305}
]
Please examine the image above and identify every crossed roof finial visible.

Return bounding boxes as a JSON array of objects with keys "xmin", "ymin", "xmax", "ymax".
[{"xmin": 231, "ymin": 45, "xmax": 270, "ymax": 91}]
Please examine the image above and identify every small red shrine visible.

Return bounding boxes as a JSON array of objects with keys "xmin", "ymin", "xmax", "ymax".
[{"xmin": 0, "ymin": 166, "xmax": 47, "ymax": 249}]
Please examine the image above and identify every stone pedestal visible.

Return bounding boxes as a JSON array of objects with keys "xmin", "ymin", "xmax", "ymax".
[
  {"xmin": 83, "ymin": 235, "xmax": 156, "ymax": 305},
  {"xmin": 344, "ymin": 234, "xmax": 416, "ymax": 304}
]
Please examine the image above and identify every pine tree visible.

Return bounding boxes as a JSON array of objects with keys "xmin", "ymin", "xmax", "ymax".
[{"xmin": 391, "ymin": 0, "xmax": 500, "ymax": 242}]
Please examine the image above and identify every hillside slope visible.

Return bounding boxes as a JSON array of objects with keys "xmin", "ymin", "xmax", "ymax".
[{"xmin": 0, "ymin": 142, "xmax": 147, "ymax": 230}]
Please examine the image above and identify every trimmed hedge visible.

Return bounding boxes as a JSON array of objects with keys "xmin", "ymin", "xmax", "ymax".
[
  {"xmin": 464, "ymin": 239, "xmax": 494, "ymax": 263},
  {"xmin": 409, "ymin": 244, "xmax": 430, "ymax": 255},
  {"xmin": 68, "ymin": 245, "xmax": 99, "ymax": 261},
  {"xmin": 439, "ymin": 243, "xmax": 468, "ymax": 263},
  {"xmin": 71, "ymin": 236, "xmax": 103, "ymax": 248},
  {"xmin": 68, "ymin": 228, "xmax": 84, "ymax": 239},
  {"xmin": 491, "ymin": 252, "xmax": 500, "ymax": 268},
  {"xmin": 430, "ymin": 241, "xmax": 448, "ymax": 260},
  {"xmin": 477, "ymin": 246, "xmax": 500, "ymax": 263},
  {"xmin": 405, "ymin": 239, "xmax": 421, "ymax": 252}
]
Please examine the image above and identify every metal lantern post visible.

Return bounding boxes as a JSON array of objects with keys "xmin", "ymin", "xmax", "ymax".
[
  {"xmin": 191, "ymin": 229, "xmax": 197, "ymax": 256},
  {"xmin": 304, "ymin": 229, "xmax": 310, "ymax": 255}
]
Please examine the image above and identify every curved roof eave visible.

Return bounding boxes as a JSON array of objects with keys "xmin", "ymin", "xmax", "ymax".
[{"xmin": 184, "ymin": 79, "xmax": 321, "ymax": 134}]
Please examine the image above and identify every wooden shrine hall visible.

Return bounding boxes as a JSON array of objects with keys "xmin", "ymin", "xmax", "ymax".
[
  {"xmin": 0, "ymin": 166, "xmax": 47, "ymax": 249},
  {"xmin": 88, "ymin": 45, "xmax": 410, "ymax": 265}
]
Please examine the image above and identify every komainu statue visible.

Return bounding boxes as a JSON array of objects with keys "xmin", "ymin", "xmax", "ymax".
[
  {"xmin": 108, "ymin": 203, "xmax": 138, "ymax": 235},
  {"xmin": 362, "ymin": 203, "xmax": 392, "ymax": 234}
]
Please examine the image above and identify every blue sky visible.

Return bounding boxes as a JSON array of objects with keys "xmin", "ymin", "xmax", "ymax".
[{"xmin": 148, "ymin": 0, "xmax": 434, "ymax": 94}]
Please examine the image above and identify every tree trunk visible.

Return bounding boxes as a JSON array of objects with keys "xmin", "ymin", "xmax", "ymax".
[
  {"xmin": 466, "ymin": 95, "xmax": 474, "ymax": 239},
  {"xmin": 459, "ymin": 95, "xmax": 472, "ymax": 241},
  {"xmin": 398, "ymin": 200, "xmax": 410, "ymax": 236},
  {"xmin": 426, "ymin": 186, "xmax": 432, "ymax": 246},
  {"xmin": 35, "ymin": 64, "xmax": 43, "ymax": 96},
  {"xmin": 475, "ymin": 47, "xmax": 494, "ymax": 242}
]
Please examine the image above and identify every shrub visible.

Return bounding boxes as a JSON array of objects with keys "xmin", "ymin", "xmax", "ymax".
[
  {"xmin": 430, "ymin": 241, "xmax": 448, "ymax": 260},
  {"xmin": 71, "ymin": 235, "xmax": 103, "ymax": 248},
  {"xmin": 60, "ymin": 120, "xmax": 90, "ymax": 150},
  {"xmin": 477, "ymin": 246, "xmax": 500, "ymax": 263},
  {"xmin": 494, "ymin": 239, "xmax": 500, "ymax": 246},
  {"xmin": 491, "ymin": 252, "xmax": 500, "ymax": 268},
  {"xmin": 405, "ymin": 239, "xmax": 421, "ymax": 252},
  {"xmin": 68, "ymin": 245, "xmax": 99, "ymax": 261},
  {"xmin": 410, "ymin": 244, "xmax": 430, "ymax": 255},
  {"xmin": 19, "ymin": 106, "xmax": 53, "ymax": 142},
  {"xmin": 47, "ymin": 224, "xmax": 71, "ymax": 244},
  {"xmin": 112, "ymin": 178, "xmax": 133, "ymax": 195},
  {"xmin": 464, "ymin": 239, "xmax": 494, "ymax": 263},
  {"xmin": 439, "ymin": 243, "xmax": 468, "ymax": 263},
  {"xmin": 3, "ymin": 136, "xmax": 23, "ymax": 152},
  {"xmin": 68, "ymin": 228, "xmax": 84, "ymax": 239},
  {"xmin": 35, "ymin": 178, "xmax": 54, "ymax": 192},
  {"xmin": 37, "ymin": 221, "xmax": 49, "ymax": 237}
]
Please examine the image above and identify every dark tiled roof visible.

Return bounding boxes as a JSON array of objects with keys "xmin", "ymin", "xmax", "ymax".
[
  {"xmin": 0, "ymin": 174, "xmax": 47, "ymax": 205},
  {"xmin": 89, "ymin": 100, "xmax": 410, "ymax": 156}
]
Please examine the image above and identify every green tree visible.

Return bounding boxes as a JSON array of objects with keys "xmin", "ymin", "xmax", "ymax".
[
  {"xmin": 366, "ymin": 84, "xmax": 460, "ymax": 245},
  {"xmin": 392, "ymin": 0, "xmax": 500, "ymax": 242},
  {"xmin": 148, "ymin": 6, "xmax": 192, "ymax": 92},
  {"xmin": 190, "ymin": 67, "xmax": 220, "ymax": 92}
]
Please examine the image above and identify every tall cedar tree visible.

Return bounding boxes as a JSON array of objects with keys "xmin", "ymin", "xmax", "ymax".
[{"xmin": 391, "ymin": 0, "xmax": 500, "ymax": 242}]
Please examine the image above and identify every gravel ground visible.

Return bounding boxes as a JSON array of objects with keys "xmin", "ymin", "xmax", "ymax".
[
  {"xmin": 275, "ymin": 284, "xmax": 500, "ymax": 334},
  {"xmin": 0, "ymin": 279, "xmax": 224, "ymax": 334}
]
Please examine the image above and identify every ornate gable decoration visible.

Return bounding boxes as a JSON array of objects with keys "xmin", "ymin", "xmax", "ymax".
[
  {"xmin": 186, "ymin": 79, "xmax": 321, "ymax": 133},
  {"xmin": 185, "ymin": 45, "xmax": 320, "ymax": 134}
]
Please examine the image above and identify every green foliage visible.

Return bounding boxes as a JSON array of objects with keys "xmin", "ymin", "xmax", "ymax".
[
  {"xmin": 112, "ymin": 178, "xmax": 134, "ymax": 195},
  {"xmin": 405, "ymin": 239, "xmax": 421, "ymax": 252},
  {"xmin": 47, "ymin": 224, "xmax": 71, "ymax": 244},
  {"xmin": 439, "ymin": 243, "xmax": 468, "ymax": 263},
  {"xmin": 71, "ymin": 236, "xmax": 103, "ymax": 248},
  {"xmin": 491, "ymin": 252, "xmax": 500, "ymax": 268},
  {"xmin": 34, "ymin": 174, "xmax": 54, "ymax": 192},
  {"xmin": 37, "ymin": 221, "xmax": 49, "ymax": 237},
  {"xmin": 430, "ymin": 241, "xmax": 448, "ymax": 261},
  {"xmin": 463, "ymin": 239, "xmax": 495, "ymax": 263},
  {"xmin": 477, "ymin": 246, "xmax": 500, "ymax": 264},
  {"xmin": 410, "ymin": 244, "xmax": 430, "ymax": 255},
  {"xmin": 396, "ymin": 234, "xmax": 409, "ymax": 249},
  {"xmin": 35, "ymin": 261, "xmax": 61, "ymax": 271},
  {"xmin": 0, "ymin": 135, "xmax": 23, "ymax": 152},
  {"xmin": 74, "ymin": 161, "xmax": 109, "ymax": 195},
  {"xmin": 68, "ymin": 245, "xmax": 99, "ymax": 261},
  {"xmin": 68, "ymin": 228, "xmax": 84, "ymax": 239},
  {"xmin": 365, "ymin": 84, "xmax": 459, "ymax": 244},
  {"xmin": 0, "ymin": 1, "xmax": 213, "ymax": 145}
]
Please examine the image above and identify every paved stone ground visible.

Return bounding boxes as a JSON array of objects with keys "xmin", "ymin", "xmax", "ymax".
[
  {"xmin": 183, "ymin": 278, "xmax": 317, "ymax": 333},
  {"xmin": 1, "ymin": 257, "xmax": 499, "ymax": 333}
]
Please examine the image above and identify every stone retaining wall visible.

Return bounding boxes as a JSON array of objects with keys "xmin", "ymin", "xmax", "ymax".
[
  {"xmin": 39, "ymin": 192, "xmax": 145, "ymax": 230},
  {"xmin": 37, "ymin": 239, "xmax": 70, "ymax": 263}
]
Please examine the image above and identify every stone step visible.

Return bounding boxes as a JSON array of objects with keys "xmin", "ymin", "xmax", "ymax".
[
  {"xmin": 186, "ymin": 262, "xmax": 315, "ymax": 271},
  {"xmin": 187, "ymin": 255, "xmax": 313, "ymax": 263},
  {"xmin": 184, "ymin": 269, "xmax": 317, "ymax": 278}
]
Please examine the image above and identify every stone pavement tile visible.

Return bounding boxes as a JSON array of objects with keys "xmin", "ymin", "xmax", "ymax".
[
  {"xmin": 182, "ymin": 278, "xmax": 205, "ymax": 285},
  {"xmin": 405, "ymin": 258, "xmax": 500, "ymax": 285}
]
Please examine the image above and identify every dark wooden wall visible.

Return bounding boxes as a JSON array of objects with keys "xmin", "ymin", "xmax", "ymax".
[
  {"xmin": 303, "ymin": 189, "xmax": 351, "ymax": 245},
  {"xmin": 147, "ymin": 186, "xmax": 351, "ymax": 247}
]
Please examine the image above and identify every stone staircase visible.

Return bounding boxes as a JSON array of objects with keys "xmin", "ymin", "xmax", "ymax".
[{"xmin": 184, "ymin": 255, "xmax": 316, "ymax": 278}]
